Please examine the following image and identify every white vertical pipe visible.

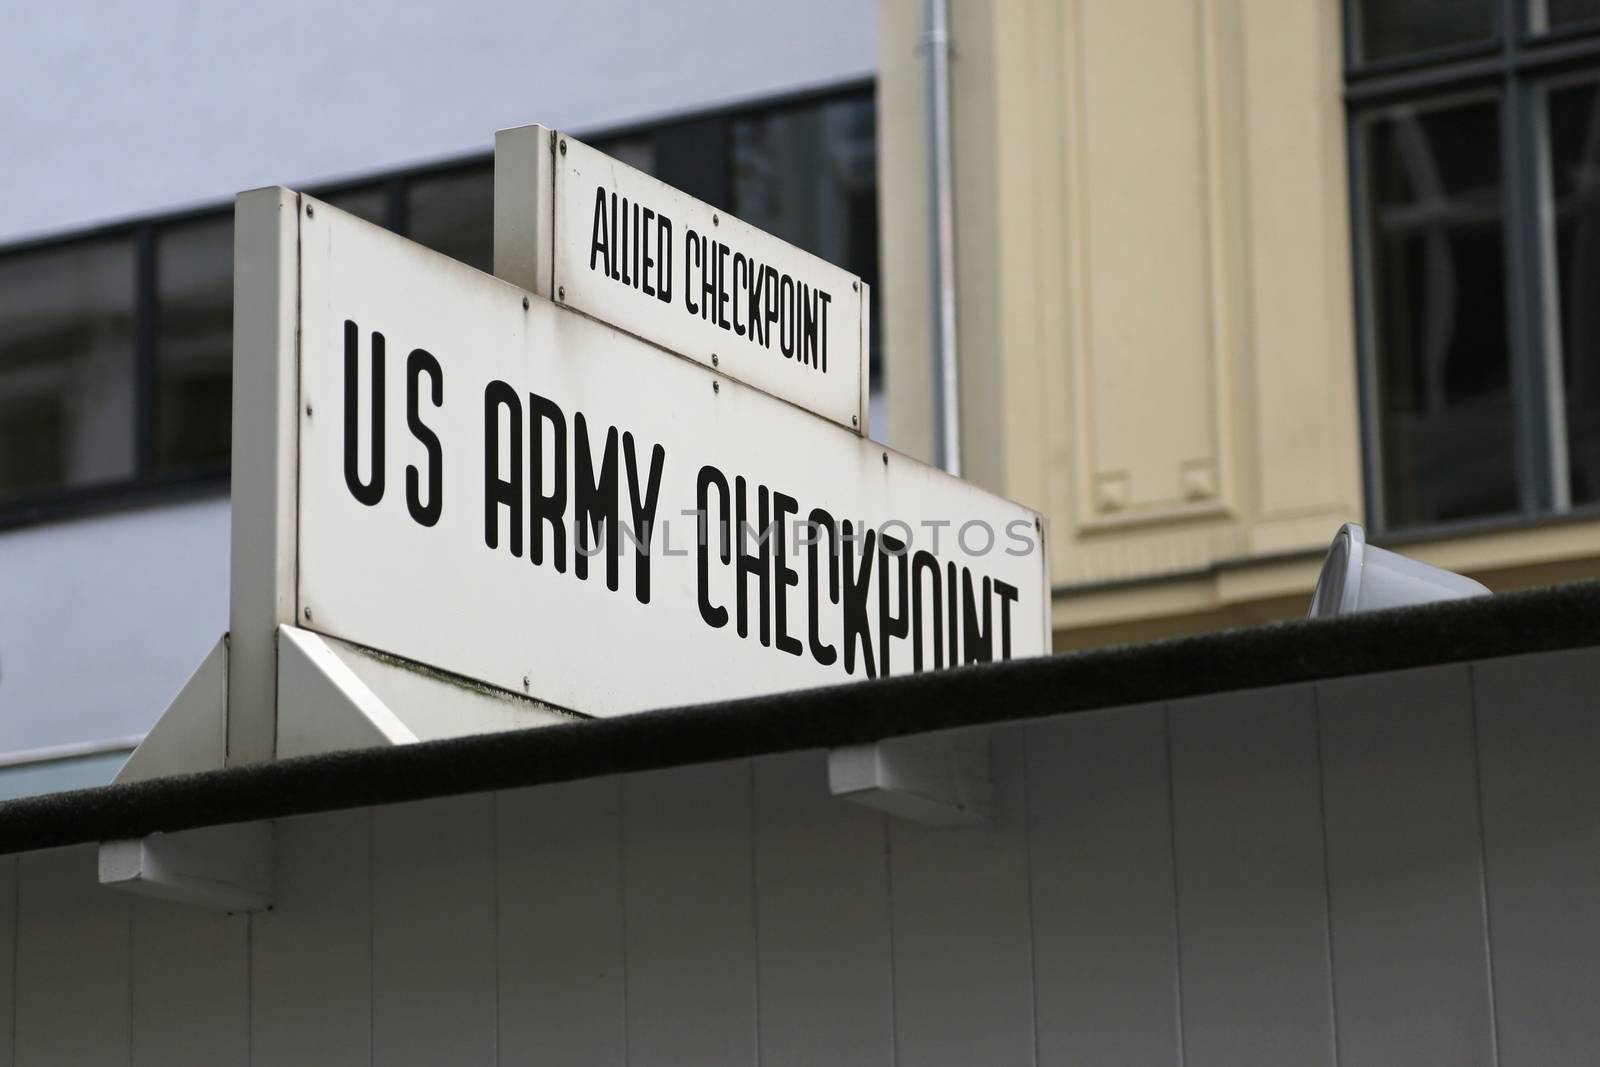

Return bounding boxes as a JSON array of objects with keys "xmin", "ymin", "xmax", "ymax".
[{"xmin": 923, "ymin": 0, "xmax": 962, "ymax": 476}]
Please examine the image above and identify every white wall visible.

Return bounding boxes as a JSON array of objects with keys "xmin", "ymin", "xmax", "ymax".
[
  {"xmin": 0, "ymin": 496, "xmax": 229, "ymax": 751},
  {"xmin": 0, "ymin": 0, "xmax": 877, "ymax": 244},
  {"xmin": 1, "ymin": 647, "xmax": 1596, "ymax": 1064}
]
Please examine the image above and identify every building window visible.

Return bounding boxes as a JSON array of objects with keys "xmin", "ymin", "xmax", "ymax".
[
  {"xmin": 155, "ymin": 218, "xmax": 233, "ymax": 473},
  {"xmin": 731, "ymin": 93, "xmax": 880, "ymax": 386},
  {"xmin": 0, "ymin": 238, "xmax": 138, "ymax": 503},
  {"xmin": 324, "ymin": 185, "xmax": 390, "ymax": 229},
  {"xmin": 406, "ymin": 167, "xmax": 495, "ymax": 274},
  {"xmin": 1347, "ymin": 1, "xmax": 1600, "ymax": 530},
  {"xmin": 1353, "ymin": 1, "xmax": 1498, "ymax": 65},
  {"xmin": 1546, "ymin": 73, "xmax": 1600, "ymax": 503},
  {"xmin": 0, "ymin": 82, "xmax": 875, "ymax": 527}
]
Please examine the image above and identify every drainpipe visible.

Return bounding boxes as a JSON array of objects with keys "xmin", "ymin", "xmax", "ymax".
[{"xmin": 923, "ymin": 0, "xmax": 961, "ymax": 476}]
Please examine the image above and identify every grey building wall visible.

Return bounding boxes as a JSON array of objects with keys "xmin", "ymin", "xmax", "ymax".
[
  {"xmin": 2, "ymin": 1, "xmax": 877, "ymax": 242},
  {"xmin": 0, "ymin": 497, "xmax": 227, "ymax": 751},
  {"xmin": 0, "ymin": 647, "xmax": 1594, "ymax": 1065}
]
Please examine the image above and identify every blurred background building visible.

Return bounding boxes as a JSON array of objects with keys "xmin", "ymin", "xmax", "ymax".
[
  {"xmin": 881, "ymin": 0, "xmax": 1600, "ymax": 650},
  {"xmin": 3, "ymin": 0, "xmax": 1598, "ymax": 793}
]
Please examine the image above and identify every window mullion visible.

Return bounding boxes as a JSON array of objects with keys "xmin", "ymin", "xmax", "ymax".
[
  {"xmin": 133, "ymin": 226, "xmax": 158, "ymax": 480},
  {"xmin": 385, "ymin": 178, "xmax": 409, "ymax": 236},
  {"xmin": 1504, "ymin": 74, "xmax": 1569, "ymax": 513},
  {"xmin": 1347, "ymin": 112, "xmax": 1388, "ymax": 533}
]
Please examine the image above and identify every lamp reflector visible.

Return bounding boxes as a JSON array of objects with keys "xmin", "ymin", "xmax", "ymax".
[{"xmin": 1308, "ymin": 523, "xmax": 1488, "ymax": 618}]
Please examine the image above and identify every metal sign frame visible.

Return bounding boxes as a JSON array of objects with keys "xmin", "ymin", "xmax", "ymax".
[
  {"xmin": 213, "ymin": 187, "xmax": 1047, "ymax": 755},
  {"xmin": 495, "ymin": 124, "xmax": 872, "ymax": 434}
]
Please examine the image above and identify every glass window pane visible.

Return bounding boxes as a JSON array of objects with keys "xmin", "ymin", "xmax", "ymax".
[
  {"xmin": 324, "ymin": 186, "xmax": 389, "ymax": 227},
  {"xmin": 406, "ymin": 167, "xmax": 492, "ymax": 273},
  {"xmin": 0, "ymin": 239, "xmax": 137, "ymax": 501},
  {"xmin": 594, "ymin": 137, "xmax": 656, "ymax": 176},
  {"xmin": 1540, "ymin": 0, "xmax": 1600, "ymax": 30},
  {"xmin": 1363, "ymin": 96, "xmax": 1518, "ymax": 527},
  {"xmin": 1545, "ymin": 78, "xmax": 1600, "ymax": 505},
  {"xmin": 155, "ymin": 218, "xmax": 232, "ymax": 471},
  {"xmin": 1355, "ymin": 0, "xmax": 1496, "ymax": 64},
  {"xmin": 731, "ymin": 93, "xmax": 880, "ymax": 382}
]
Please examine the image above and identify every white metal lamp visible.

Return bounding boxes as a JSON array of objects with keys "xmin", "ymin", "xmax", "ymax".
[{"xmin": 1308, "ymin": 522, "xmax": 1489, "ymax": 618}]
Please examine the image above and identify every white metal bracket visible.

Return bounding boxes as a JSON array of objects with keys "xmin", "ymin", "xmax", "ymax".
[
  {"xmin": 276, "ymin": 624, "xmax": 418, "ymax": 758},
  {"xmin": 99, "ymin": 623, "xmax": 576, "ymax": 911},
  {"xmin": 828, "ymin": 729, "xmax": 993, "ymax": 826},
  {"xmin": 275, "ymin": 625, "xmax": 574, "ymax": 755},
  {"xmin": 112, "ymin": 623, "xmax": 575, "ymax": 793},
  {"xmin": 115, "ymin": 635, "xmax": 228, "ymax": 784},
  {"xmin": 98, "ymin": 822, "xmax": 273, "ymax": 913}
]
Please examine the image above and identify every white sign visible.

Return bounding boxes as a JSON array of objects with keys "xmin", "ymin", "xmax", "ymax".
[
  {"xmin": 495, "ymin": 125, "xmax": 870, "ymax": 433},
  {"xmin": 294, "ymin": 197, "xmax": 1045, "ymax": 716}
]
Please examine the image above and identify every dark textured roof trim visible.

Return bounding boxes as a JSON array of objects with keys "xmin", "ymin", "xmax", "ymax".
[{"xmin": 2, "ymin": 581, "xmax": 1596, "ymax": 856}]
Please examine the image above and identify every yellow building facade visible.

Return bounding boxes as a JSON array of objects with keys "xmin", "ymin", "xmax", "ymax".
[{"xmin": 878, "ymin": 0, "xmax": 1600, "ymax": 649}]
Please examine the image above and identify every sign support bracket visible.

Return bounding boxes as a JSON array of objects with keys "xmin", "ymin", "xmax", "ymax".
[
  {"xmin": 99, "ymin": 823, "xmax": 274, "ymax": 913},
  {"xmin": 828, "ymin": 729, "xmax": 993, "ymax": 825}
]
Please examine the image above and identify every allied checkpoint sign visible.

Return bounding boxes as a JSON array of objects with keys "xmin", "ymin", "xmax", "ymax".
[
  {"xmin": 495, "ymin": 125, "xmax": 871, "ymax": 434},
  {"xmin": 284, "ymin": 194, "xmax": 1047, "ymax": 717}
]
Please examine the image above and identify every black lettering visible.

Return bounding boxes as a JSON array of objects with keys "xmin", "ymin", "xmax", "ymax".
[
  {"xmin": 716, "ymin": 242, "xmax": 731, "ymax": 330},
  {"xmin": 609, "ymin": 192, "xmax": 621, "ymax": 281},
  {"xmin": 573, "ymin": 414, "xmax": 619, "ymax": 591},
  {"xmin": 734, "ymin": 477, "xmax": 771, "ymax": 646},
  {"xmin": 589, "ymin": 186, "xmax": 610, "ymax": 275},
  {"xmin": 483, "ymin": 380, "xmax": 522, "ymax": 555},
  {"xmin": 802, "ymin": 284, "xmax": 818, "ymax": 368},
  {"xmin": 343, "ymin": 320, "xmax": 385, "ymax": 506},
  {"xmin": 640, "ymin": 207, "xmax": 656, "ymax": 297},
  {"xmin": 806, "ymin": 508, "xmax": 839, "ymax": 666},
  {"xmin": 405, "ymin": 348, "xmax": 443, "ymax": 527},
  {"xmin": 528, "ymin": 392, "xmax": 567, "ymax": 572},
  {"xmin": 817, "ymin": 290, "xmax": 832, "ymax": 373},
  {"xmin": 779, "ymin": 274, "xmax": 795, "ymax": 357},
  {"xmin": 842, "ymin": 522, "xmax": 876, "ymax": 677},
  {"xmin": 631, "ymin": 200, "xmax": 641, "ymax": 288},
  {"xmin": 995, "ymin": 579, "xmax": 1019, "ymax": 658},
  {"xmin": 701, "ymin": 234, "xmax": 716, "ymax": 322},
  {"xmin": 619, "ymin": 196, "xmax": 631, "ymax": 286},
  {"xmin": 962, "ymin": 571, "xmax": 994, "ymax": 663},
  {"xmin": 911, "ymin": 551, "xmax": 944, "ymax": 670},
  {"xmin": 697, "ymin": 465, "xmax": 731, "ymax": 628},
  {"xmin": 732, "ymin": 252, "xmax": 747, "ymax": 337},
  {"xmin": 748, "ymin": 260, "xmax": 768, "ymax": 346},
  {"xmin": 877, "ymin": 533, "xmax": 909, "ymax": 675},
  {"xmin": 764, "ymin": 265, "xmax": 780, "ymax": 342},
  {"xmin": 684, "ymin": 228, "xmax": 700, "ymax": 314},
  {"xmin": 946, "ymin": 561, "xmax": 960, "ymax": 664},
  {"xmin": 772, "ymin": 491, "xmax": 802, "ymax": 656},
  {"xmin": 658, "ymin": 216, "xmax": 673, "ymax": 303},
  {"xmin": 623, "ymin": 432, "xmax": 666, "ymax": 604}
]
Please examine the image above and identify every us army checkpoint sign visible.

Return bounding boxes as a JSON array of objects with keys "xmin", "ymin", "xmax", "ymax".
[
  {"xmin": 495, "ymin": 124, "xmax": 871, "ymax": 434},
  {"xmin": 263, "ymin": 192, "xmax": 1046, "ymax": 717}
]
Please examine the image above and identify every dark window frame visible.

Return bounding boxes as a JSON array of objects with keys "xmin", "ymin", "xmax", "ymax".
[
  {"xmin": 1344, "ymin": 0, "xmax": 1600, "ymax": 535},
  {"xmin": 0, "ymin": 78, "xmax": 874, "ymax": 532}
]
